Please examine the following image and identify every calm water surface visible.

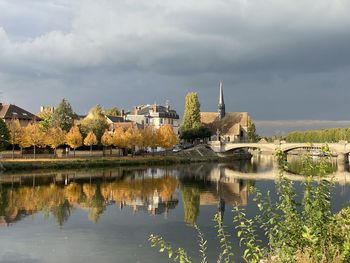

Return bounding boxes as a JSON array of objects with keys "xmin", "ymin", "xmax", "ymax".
[{"xmin": 1, "ymin": 155, "xmax": 350, "ymax": 263}]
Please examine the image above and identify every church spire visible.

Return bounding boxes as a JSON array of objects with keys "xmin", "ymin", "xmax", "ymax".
[{"xmin": 218, "ymin": 81, "xmax": 225, "ymax": 119}]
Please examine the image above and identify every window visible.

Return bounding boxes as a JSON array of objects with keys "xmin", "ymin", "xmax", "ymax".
[{"xmin": 160, "ymin": 118, "xmax": 163, "ymax": 124}]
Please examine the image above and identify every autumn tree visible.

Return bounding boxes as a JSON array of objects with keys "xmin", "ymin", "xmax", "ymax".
[
  {"xmin": 80, "ymin": 104, "xmax": 109, "ymax": 141},
  {"xmin": 45, "ymin": 127, "xmax": 66, "ymax": 157},
  {"xmin": 51, "ymin": 99, "xmax": 75, "ymax": 132},
  {"xmin": 124, "ymin": 127, "xmax": 142, "ymax": 156},
  {"xmin": 25, "ymin": 122, "xmax": 46, "ymax": 159},
  {"xmin": 112, "ymin": 127, "xmax": 126, "ymax": 156},
  {"xmin": 7, "ymin": 119, "xmax": 22, "ymax": 159},
  {"xmin": 158, "ymin": 124, "xmax": 178, "ymax": 151},
  {"xmin": 38, "ymin": 108, "xmax": 54, "ymax": 132},
  {"xmin": 101, "ymin": 130, "xmax": 113, "ymax": 156},
  {"xmin": 84, "ymin": 131, "xmax": 98, "ymax": 156},
  {"xmin": 182, "ymin": 92, "xmax": 201, "ymax": 130},
  {"xmin": 66, "ymin": 126, "xmax": 83, "ymax": 157},
  {"xmin": 103, "ymin": 107, "xmax": 120, "ymax": 117}
]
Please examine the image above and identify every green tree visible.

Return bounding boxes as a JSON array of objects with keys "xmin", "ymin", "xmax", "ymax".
[
  {"xmin": 103, "ymin": 107, "xmax": 120, "ymax": 117},
  {"xmin": 80, "ymin": 104, "xmax": 109, "ymax": 142},
  {"xmin": 0, "ymin": 118, "xmax": 10, "ymax": 151},
  {"xmin": 38, "ymin": 108, "xmax": 54, "ymax": 131},
  {"xmin": 182, "ymin": 92, "xmax": 201, "ymax": 130},
  {"xmin": 247, "ymin": 118, "xmax": 259, "ymax": 142},
  {"xmin": 51, "ymin": 99, "xmax": 75, "ymax": 132}
]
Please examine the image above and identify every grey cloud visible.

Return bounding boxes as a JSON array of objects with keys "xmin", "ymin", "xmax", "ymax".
[{"xmin": 0, "ymin": 0, "xmax": 350, "ymax": 123}]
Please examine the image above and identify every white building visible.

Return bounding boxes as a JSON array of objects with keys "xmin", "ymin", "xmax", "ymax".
[{"xmin": 126, "ymin": 104, "xmax": 180, "ymax": 135}]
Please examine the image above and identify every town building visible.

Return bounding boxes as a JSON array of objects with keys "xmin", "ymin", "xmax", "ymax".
[
  {"xmin": 0, "ymin": 103, "xmax": 39, "ymax": 127},
  {"xmin": 200, "ymin": 82, "xmax": 249, "ymax": 142},
  {"xmin": 126, "ymin": 104, "xmax": 180, "ymax": 134}
]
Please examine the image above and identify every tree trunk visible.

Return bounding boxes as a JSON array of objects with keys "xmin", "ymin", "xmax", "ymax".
[
  {"xmin": 90, "ymin": 145, "xmax": 92, "ymax": 157},
  {"xmin": 74, "ymin": 148, "xmax": 76, "ymax": 158},
  {"xmin": 12, "ymin": 144, "xmax": 15, "ymax": 160},
  {"xmin": 34, "ymin": 145, "xmax": 36, "ymax": 159},
  {"xmin": 110, "ymin": 146, "xmax": 112, "ymax": 156}
]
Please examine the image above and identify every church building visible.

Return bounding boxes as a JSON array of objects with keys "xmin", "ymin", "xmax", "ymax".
[{"xmin": 200, "ymin": 82, "xmax": 249, "ymax": 142}]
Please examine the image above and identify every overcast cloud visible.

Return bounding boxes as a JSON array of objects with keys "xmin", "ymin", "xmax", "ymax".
[{"xmin": 1, "ymin": 0, "xmax": 350, "ymax": 134}]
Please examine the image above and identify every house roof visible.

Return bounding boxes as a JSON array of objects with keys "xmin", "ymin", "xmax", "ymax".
[
  {"xmin": 200, "ymin": 112, "xmax": 248, "ymax": 136},
  {"xmin": 106, "ymin": 115, "xmax": 125, "ymax": 123},
  {"xmin": 0, "ymin": 103, "xmax": 39, "ymax": 121},
  {"xmin": 114, "ymin": 122, "xmax": 142, "ymax": 130}
]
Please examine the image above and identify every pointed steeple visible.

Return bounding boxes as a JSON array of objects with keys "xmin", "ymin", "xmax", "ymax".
[{"xmin": 218, "ymin": 81, "xmax": 225, "ymax": 119}]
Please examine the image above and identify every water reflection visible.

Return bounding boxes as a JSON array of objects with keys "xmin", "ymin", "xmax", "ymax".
[
  {"xmin": 1, "ymin": 154, "xmax": 350, "ymax": 228},
  {"xmin": 0, "ymin": 163, "xmax": 256, "ymax": 227}
]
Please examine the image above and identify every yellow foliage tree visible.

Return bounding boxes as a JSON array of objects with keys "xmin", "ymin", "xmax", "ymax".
[
  {"xmin": 112, "ymin": 127, "xmax": 126, "ymax": 155},
  {"xmin": 7, "ymin": 119, "xmax": 22, "ymax": 159},
  {"xmin": 25, "ymin": 122, "xmax": 46, "ymax": 159},
  {"xmin": 101, "ymin": 129, "xmax": 113, "ymax": 156},
  {"xmin": 84, "ymin": 131, "xmax": 98, "ymax": 156},
  {"xmin": 158, "ymin": 124, "xmax": 178, "ymax": 151},
  {"xmin": 66, "ymin": 126, "xmax": 83, "ymax": 157},
  {"xmin": 45, "ymin": 127, "xmax": 66, "ymax": 157},
  {"xmin": 124, "ymin": 127, "xmax": 142, "ymax": 156}
]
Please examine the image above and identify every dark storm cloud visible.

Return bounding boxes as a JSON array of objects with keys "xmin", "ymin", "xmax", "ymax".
[{"xmin": 0, "ymin": 0, "xmax": 350, "ymax": 131}]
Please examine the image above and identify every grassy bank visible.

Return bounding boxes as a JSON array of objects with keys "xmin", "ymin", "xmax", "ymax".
[{"xmin": 0, "ymin": 155, "xmax": 224, "ymax": 172}]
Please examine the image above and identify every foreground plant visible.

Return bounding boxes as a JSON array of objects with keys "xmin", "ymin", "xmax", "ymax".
[{"xmin": 149, "ymin": 147, "xmax": 350, "ymax": 262}]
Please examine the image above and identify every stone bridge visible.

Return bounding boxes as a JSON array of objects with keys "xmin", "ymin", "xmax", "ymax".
[{"xmin": 209, "ymin": 141, "xmax": 350, "ymax": 162}]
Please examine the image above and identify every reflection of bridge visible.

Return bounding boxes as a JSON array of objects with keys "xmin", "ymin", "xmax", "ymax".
[{"xmin": 209, "ymin": 141, "xmax": 350, "ymax": 162}]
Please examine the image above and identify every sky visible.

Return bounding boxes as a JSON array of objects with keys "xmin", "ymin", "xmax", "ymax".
[{"xmin": 1, "ymin": 0, "xmax": 350, "ymax": 135}]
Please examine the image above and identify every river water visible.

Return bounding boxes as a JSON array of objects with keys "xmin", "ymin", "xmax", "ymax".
[{"xmin": 0, "ymin": 155, "xmax": 350, "ymax": 263}]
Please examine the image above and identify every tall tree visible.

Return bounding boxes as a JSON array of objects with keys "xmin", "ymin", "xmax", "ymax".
[
  {"xmin": 51, "ymin": 98, "xmax": 75, "ymax": 132},
  {"xmin": 158, "ymin": 124, "xmax": 178, "ymax": 150},
  {"xmin": 0, "ymin": 118, "xmax": 10, "ymax": 151},
  {"xmin": 66, "ymin": 126, "xmax": 83, "ymax": 157},
  {"xmin": 182, "ymin": 92, "xmax": 201, "ymax": 130},
  {"xmin": 84, "ymin": 131, "xmax": 98, "ymax": 156},
  {"xmin": 25, "ymin": 122, "xmax": 45, "ymax": 159},
  {"xmin": 45, "ymin": 127, "xmax": 66, "ymax": 157},
  {"xmin": 7, "ymin": 119, "xmax": 22, "ymax": 159},
  {"xmin": 80, "ymin": 104, "xmax": 109, "ymax": 141},
  {"xmin": 247, "ymin": 118, "xmax": 259, "ymax": 142}
]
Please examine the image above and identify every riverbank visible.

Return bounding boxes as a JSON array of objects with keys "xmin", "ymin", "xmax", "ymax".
[{"xmin": 0, "ymin": 155, "xmax": 225, "ymax": 172}]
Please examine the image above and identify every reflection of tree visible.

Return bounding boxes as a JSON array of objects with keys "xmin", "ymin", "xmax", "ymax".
[
  {"xmin": 182, "ymin": 185, "xmax": 200, "ymax": 226},
  {"xmin": 0, "ymin": 175, "xmax": 178, "ymax": 226},
  {"xmin": 0, "ymin": 187, "xmax": 9, "ymax": 216},
  {"xmin": 51, "ymin": 200, "xmax": 71, "ymax": 227},
  {"xmin": 64, "ymin": 182, "xmax": 82, "ymax": 205},
  {"xmin": 80, "ymin": 184, "xmax": 106, "ymax": 223}
]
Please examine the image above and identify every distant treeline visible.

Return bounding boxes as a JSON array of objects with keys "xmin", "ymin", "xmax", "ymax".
[{"xmin": 285, "ymin": 128, "xmax": 350, "ymax": 143}]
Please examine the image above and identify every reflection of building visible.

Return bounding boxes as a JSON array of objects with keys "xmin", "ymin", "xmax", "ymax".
[{"xmin": 201, "ymin": 82, "xmax": 249, "ymax": 142}]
